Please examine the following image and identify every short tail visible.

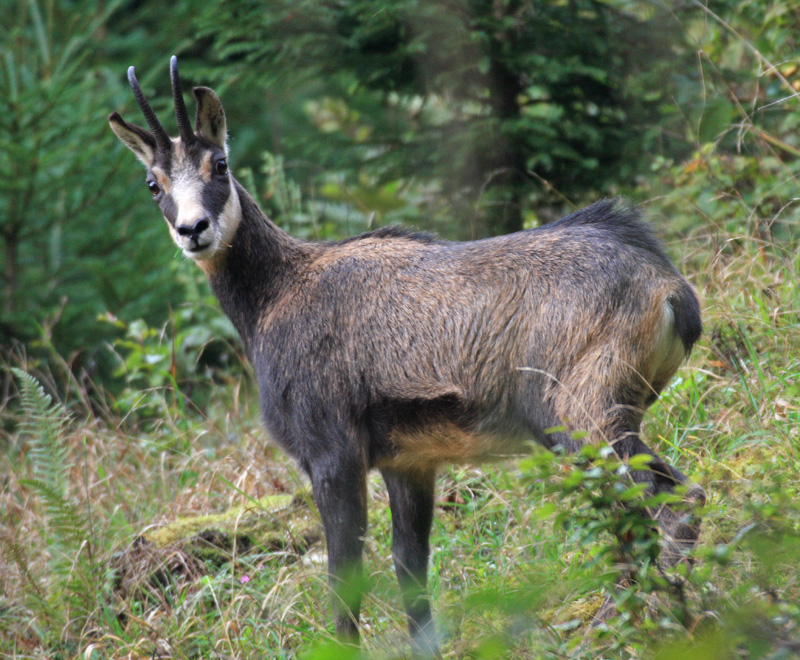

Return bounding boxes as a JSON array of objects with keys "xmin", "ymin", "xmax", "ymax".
[{"xmin": 668, "ymin": 283, "xmax": 702, "ymax": 355}]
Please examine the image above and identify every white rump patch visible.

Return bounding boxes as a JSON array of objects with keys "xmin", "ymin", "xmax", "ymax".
[{"xmin": 651, "ymin": 300, "xmax": 686, "ymax": 383}]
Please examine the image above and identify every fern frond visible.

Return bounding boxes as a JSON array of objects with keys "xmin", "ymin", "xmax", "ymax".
[
  {"xmin": 18, "ymin": 478, "xmax": 89, "ymax": 554},
  {"xmin": 11, "ymin": 368, "xmax": 70, "ymax": 496},
  {"xmin": 9, "ymin": 369, "xmax": 96, "ymax": 635},
  {"xmin": 11, "ymin": 369, "xmax": 85, "ymax": 548}
]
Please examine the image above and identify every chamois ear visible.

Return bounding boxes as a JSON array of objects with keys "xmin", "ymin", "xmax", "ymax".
[
  {"xmin": 193, "ymin": 86, "xmax": 228, "ymax": 152},
  {"xmin": 109, "ymin": 112, "xmax": 157, "ymax": 167}
]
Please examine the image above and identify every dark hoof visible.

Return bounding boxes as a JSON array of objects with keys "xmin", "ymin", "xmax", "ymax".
[{"xmin": 410, "ymin": 618, "xmax": 441, "ymax": 659}]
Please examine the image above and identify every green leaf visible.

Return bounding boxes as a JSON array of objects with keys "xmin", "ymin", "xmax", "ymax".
[
  {"xmin": 697, "ymin": 98, "xmax": 734, "ymax": 144},
  {"xmin": 628, "ymin": 454, "xmax": 655, "ymax": 471}
]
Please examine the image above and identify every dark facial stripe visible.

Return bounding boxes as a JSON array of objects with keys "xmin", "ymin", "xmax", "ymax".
[
  {"xmin": 160, "ymin": 193, "xmax": 178, "ymax": 225},
  {"xmin": 202, "ymin": 177, "xmax": 232, "ymax": 220},
  {"xmin": 186, "ymin": 137, "xmax": 221, "ymax": 168}
]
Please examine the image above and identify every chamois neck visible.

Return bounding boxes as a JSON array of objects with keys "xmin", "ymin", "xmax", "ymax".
[{"xmin": 204, "ymin": 179, "xmax": 312, "ymax": 353}]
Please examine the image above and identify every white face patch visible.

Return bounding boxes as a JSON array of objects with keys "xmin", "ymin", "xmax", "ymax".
[{"xmin": 172, "ymin": 172, "xmax": 206, "ymax": 230}]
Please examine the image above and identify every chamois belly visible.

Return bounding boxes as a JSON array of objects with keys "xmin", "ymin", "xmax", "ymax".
[{"xmin": 379, "ymin": 422, "xmax": 533, "ymax": 471}]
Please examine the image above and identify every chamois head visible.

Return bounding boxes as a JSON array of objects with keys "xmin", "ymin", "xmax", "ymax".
[{"xmin": 109, "ymin": 57, "xmax": 241, "ymax": 263}]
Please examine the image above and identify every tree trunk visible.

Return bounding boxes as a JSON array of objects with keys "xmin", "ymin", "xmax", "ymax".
[{"xmin": 485, "ymin": 58, "xmax": 525, "ymax": 236}]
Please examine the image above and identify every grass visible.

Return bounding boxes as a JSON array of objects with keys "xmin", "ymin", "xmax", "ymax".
[{"xmin": 2, "ymin": 211, "xmax": 799, "ymax": 659}]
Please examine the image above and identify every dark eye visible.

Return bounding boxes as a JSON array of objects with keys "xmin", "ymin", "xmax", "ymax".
[
  {"xmin": 147, "ymin": 181, "xmax": 160, "ymax": 196},
  {"xmin": 214, "ymin": 159, "xmax": 228, "ymax": 176}
]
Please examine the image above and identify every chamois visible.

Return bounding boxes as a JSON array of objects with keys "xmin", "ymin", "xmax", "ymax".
[{"xmin": 110, "ymin": 57, "xmax": 704, "ymax": 657}]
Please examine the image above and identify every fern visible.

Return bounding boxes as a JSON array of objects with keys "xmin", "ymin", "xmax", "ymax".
[
  {"xmin": 11, "ymin": 368, "xmax": 70, "ymax": 494},
  {"xmin": 9, "ymin": 368, "xmax": 96, "ymax": 643},
  {"xmin": 11, "ymin": 368, "xmax": 89, "ymax": 564}
]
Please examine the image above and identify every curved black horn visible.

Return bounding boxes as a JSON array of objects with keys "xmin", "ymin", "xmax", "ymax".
[
  {"xmin": 127, "ymin": 66, "xmax": 171, "ymax": 151},
  {"xmin": 170, "ymin": 56, "xmax": 194, "ymax": 144}
]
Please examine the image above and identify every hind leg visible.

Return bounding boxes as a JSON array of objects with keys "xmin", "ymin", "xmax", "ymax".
[
  {"xmin": 584, "ymin": 407, "xmax": 705, "ymax": 623},
  {"xmin": 594, "ymin": 405, "xmax": 705, "ymax": 564},
  {"xmin": 543, "ymin": 371, "xmax": 704, "ymax": 565}
]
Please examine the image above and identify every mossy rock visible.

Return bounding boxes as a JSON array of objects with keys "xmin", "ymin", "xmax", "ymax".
[
  {"xmin": 114, "ymin": 492, "xmax": 322, "ymax": 602},
  {"xmin": 145, "ymin": 492, "xmax": 322, "ymax": 564}
]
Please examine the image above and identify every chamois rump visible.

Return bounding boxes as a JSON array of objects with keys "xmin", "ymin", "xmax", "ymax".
[{"xmin": 110, "ymin": 57, "xmax": 704, "ymax": 657}]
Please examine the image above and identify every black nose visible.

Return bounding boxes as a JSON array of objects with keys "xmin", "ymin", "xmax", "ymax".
[{"xmin": 177, "ymin": 218, "xmax": 210, "ymax": 238}]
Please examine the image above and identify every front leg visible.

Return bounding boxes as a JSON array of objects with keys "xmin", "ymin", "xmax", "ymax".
[
  {"xmin": 309, "ymin": 451, "xmax": 369, "ymax": 643},
  {"xmin": 381, "ymin": 467, "xmax": 440, "ymax": 658}
]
